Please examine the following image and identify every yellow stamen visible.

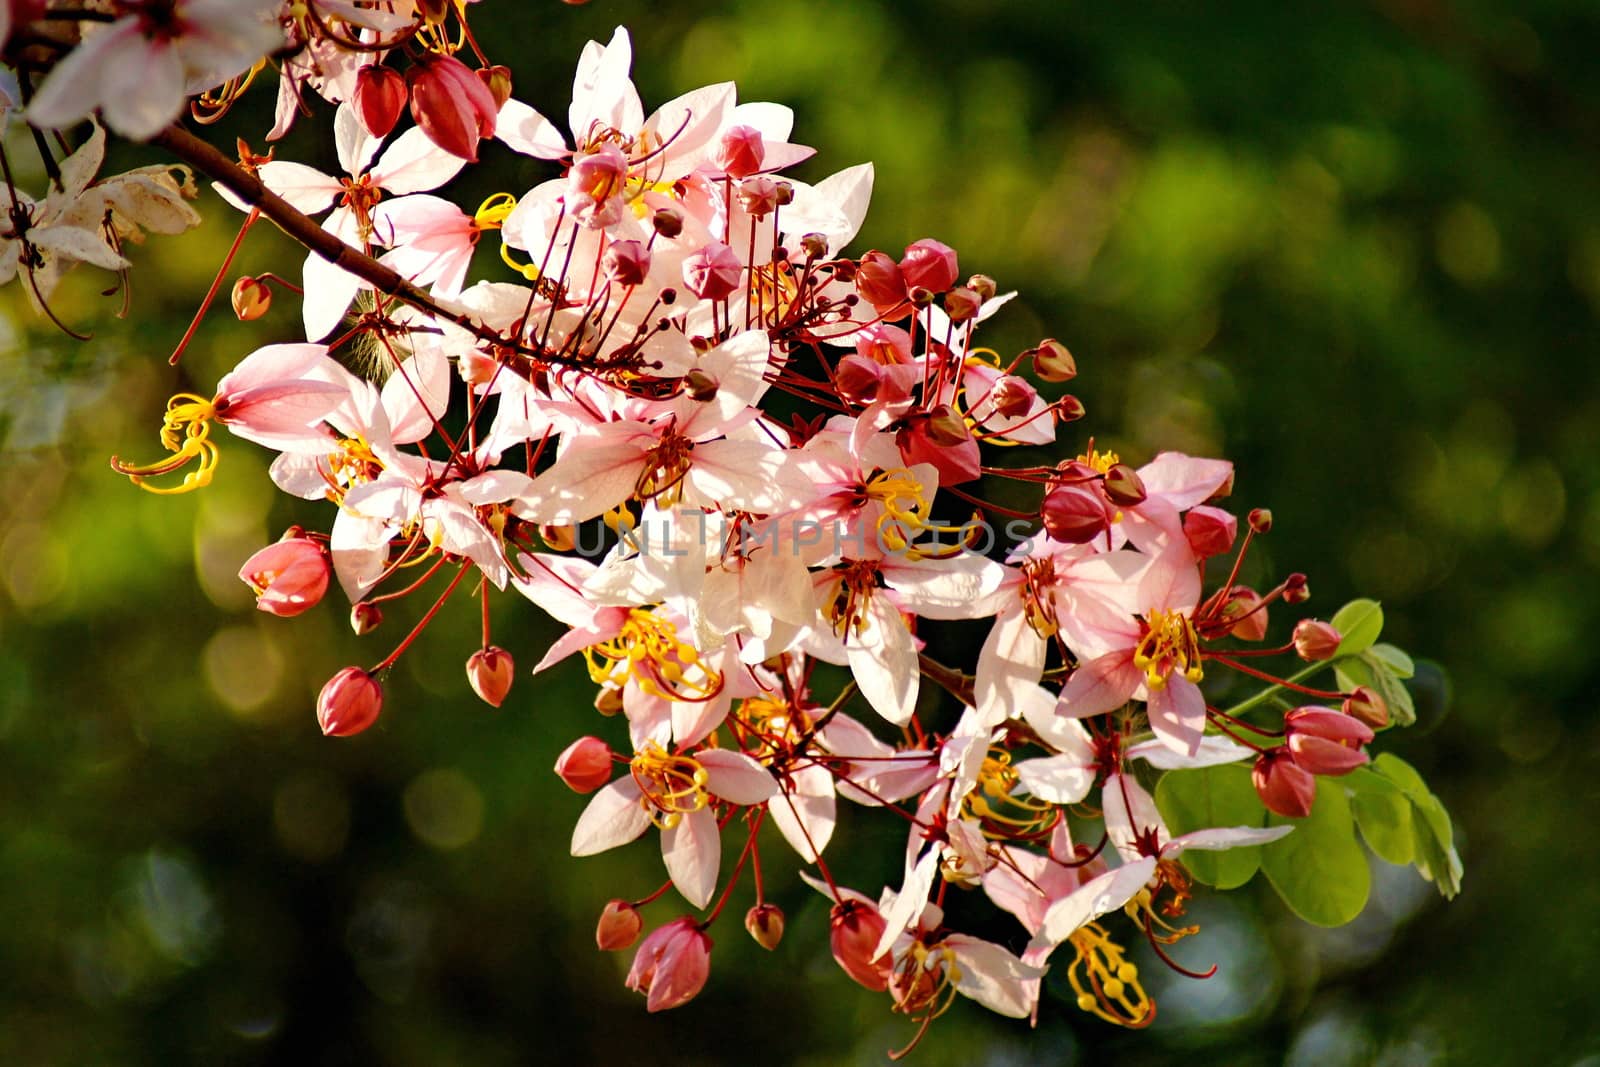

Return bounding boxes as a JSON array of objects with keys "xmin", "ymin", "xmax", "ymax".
[
  {"xmin": 734, "ymin": 695, "xmax": 808, "ymax": 762},
  {"xmin": 629, "ymin": 741, "xmax": 711, "ymax": 830},
  {"xmin": 635, "ymin": 433, "xmax": 695, "ymax": 508},
  {"xmin": 891, "ymin": 941, "xmax": 962, "ymax": 1021},
  {"xmin": 473, "ymin": 192, "xmax": 518, "ymax": 231},
  {"xmin": 1078, "ymin": 447, "xmax": 1121, "ymax": 475},
  {"xmin": 1132, "ymin": 609, "xmax": 1205, "ymax": 690},
  {"xmin": 583, "ymin": 608, "xmax": 723, "ymax": 702},
  {"xmin": 960, "ymin": 748, "xmax": 1057, "ymax": 840},
  {"xmin": 1067, "ymin": 923, "xmax": 1153, "ymax": 1028},
  {"xmin": 861, "ymin": 468, "xmax": 972, "ymax": 558},
  {"xmin": 110, "ymin": 393, "xmax": 218, "ymax": 495},
  {"xmin": 1020, "ymin": 557, "xmax": 1060, "ymax": 639}
]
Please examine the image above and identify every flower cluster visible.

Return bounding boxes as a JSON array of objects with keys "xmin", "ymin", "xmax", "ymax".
[{"xmin": 2, "ymin": 4, "xmax": 1459, "ymax": 1053}]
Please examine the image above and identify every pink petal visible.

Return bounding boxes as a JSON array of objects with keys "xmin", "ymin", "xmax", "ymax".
[
  {"xmin": 699, "ymin": 749, "xmax": 777, "ymax": 805},
  {"xmin": 571, "ymin": 778, "xmax": 651, "ymax": 856},
  {"xmin": 661, "ymin": 806, "xmax": 719, "ymax": 909},
  {"xmin": 1055, "ymin": 651, "xmax": 1141, "ymax": 719}
]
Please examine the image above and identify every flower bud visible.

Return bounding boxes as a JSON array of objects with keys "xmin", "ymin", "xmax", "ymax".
[
  {"xmin": 626, "ymin": 918, "xmax": 712, "ymax": 1012},
  {"xmin": 833, "ymin": 353, "xmax": 883, "ymax": 404},
  {"xmin": 774, "ymin": 180, "xmax": 795, "ymax": 206},
  {"xmin": 943, "ymin": 286, "xmax": 982, "ymax": 323},
  {"xmin": 682, "ymin": 242, "xmax": 742, "ymax": 301},
  {"xmin": 408, "ymin": 54, "xmax": 498, "ymax": 162},
  {"xmin": 1054, "ymin": 395, "xmax": 1087, "ymax": 422},
  {"xmin": 1292, "ymin": 620, "xmax": 1343, "ymax": 662},
  {"xmin": 923, "ymin": 404, "xmax": 967, "ymax": 448},
  {"xmin": 466, "ymin": 646, "xmax": 514, "ymax": 707},
  {"xmin": 1253, "ymin": 749, "xmax": 1316, "ymax": 818},
  {"xmin": 899, "ymin": 238, "xmax": 959, "ymax": 293},
  {"xmin": 1285, "ymin": 706, "xmax": 1373, "ymax": 775},
  {"xmin": 737, "ymin": 176, "xmax": 780, "ymax": 218},
  {"xmin": 1222, "ymin": 587, "xmax": 1268, "ymax": 641},
  {"xmin": 595, "ymin": 687, "xmax": 624, "ymax": 716},
  {"xmin": 1248, "ymin": 507, "xmax": 1273, "ymax": 534},
  {"xmin": 799, "ymin": 232, "xmax": 829, "ymax": 260},
  {"xmin": 231, "ymin": 275, "xmax": 271, "ymax": 321},
  {"xmin": 715, "ymin": 124, "xmax": 766, "ymax": 178},
  {"xmin": 1283, "ymin": 573, "xmax": 1310, "ymax": 603},
  {"xmin": 829, "ymin": 900, "xmax": 892, "ymax": 991},
  {"xmin": 1344, "ymin": 686, "xmax": 1390, "ymax": 730},
  {"xmin": 555, "ymin": 735, "xmax": 614, "ymax": 793},
  {"xmin": 477, "ymin": 64, "xmax": 513, "ymax": 110},
  {"xmin": 991, "ymin": 375, "xmax": 1037, "ymax": 419},
  {"xmin": 317, "ymin": 668, "xmax": 383, "ymax": 737},
  {"xmin": 1042, "ymin": 484, "xmax": 1110, "ymax": 544},
  {"xmin": 855, "ymin": 250, "xmax": 906, "ymax": 308},
  {"xmin": 1183, "ymin": 505, "xmax": 1237, "ymax": 559},
  {"xmin": 1030, "ymin": 338, "xmax": 1077, "ymax": 382},
  {"xmin": 350, "ymin": 601, "xmax": 383, "ymax": 635},
  {"xmin": 744, "ymin": 903, "xmax": 785, "ymax": 950},
  {"xmin": 354, "ymin": 63, "xmax": 407, "ymax": 138},
  {"xmin": 603, "ymin": 239, "xmax": 651, "ymax": 286},
  {"xmin": 238, "ymin": 537, "xmax": 329, "ymax": 617},
  {"xmin": 967, "ymin": 273, "xmax": 997, "ymax": 301},
  {"xmin": 1101, "ymin": 463, "xmax": 1147, "ymax": 508},
  {"xmin": 652, "ymin": 206, "xmax": 684, "ymax": 239},
  {"xmin": 596, "ymin": 899, "xmax": 643, "ymax": 951}
]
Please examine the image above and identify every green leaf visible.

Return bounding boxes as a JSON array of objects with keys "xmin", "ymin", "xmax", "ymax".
[
  {"xmin": 1330, "ymin": 599, "xmax": 1384, "ymax": 656},
  {"xmin": 1154, "ymin": 765, "xmax": 1268, "ymax": 889},
  {"xmin": 1260, "ymin": 779, "xmax": 1371, "ymax": 926},
  {"xmin": 1368, "ymin": 753, "xmax": 1463, "ymax": 899},
  {"xmin": 1333, "ymin": 649, "xmax": 1417, "ymax": 727},
  {"xmin": 1344, "ymin": 767, "xmax": 1414, "ymax": 865}
]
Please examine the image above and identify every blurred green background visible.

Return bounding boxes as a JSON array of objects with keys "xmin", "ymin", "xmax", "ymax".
[{"xmin": 3, "ymin": 1, "xmax": 1598, "ymax": 1063}]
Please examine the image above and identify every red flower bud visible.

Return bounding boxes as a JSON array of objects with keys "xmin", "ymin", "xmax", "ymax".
[
  {"xmin": 833, "ymin": 353, "xmax": 883, "ymax": 404},
  {"xmin": 1248, "ymin": 507, "xmax": 1273, "ymax": 534},
  {"xmin": 626, "ymin": 918, "xmax": 712, "ymax": 1012},
  {"xmin": 603, "ymin": 238, "xmax": 651, "ymax": 286},
  {"xmin": 354, "ymin": 64, "xmax": 407, "ymax": 138},
  {"xmin": 897, "ymin": 409, "xmax": 981, "ymax": 485},
  {"xmin": 408, "ymin": 54, "xmax": 498, "ymax": 162},
  {"xmin": 230, "ymin": 275, "xmax": 271, "ymax": 321},
  {"xmin": 1292, "ymin": 620, "xmax": 1343, "ymax": 662},
  {"xmin": 555, "ymin": 736, "xmax": 614, "ymax": 793},
  {"xmin": 682, "ymin": 242, "xmax": 742, "ymax": 301},
  {"xmin": 1285, "ymin": 706, "xmax": 1373, "ymax": 775},
  {"xmin": 1101, "ymin": 462, "xmax": 1148, "ymax": 508},
  {"xmin": 943, "ymin": 286, "xmax": 982, "ymax": 323},
  {"xmin": 1030, "ymin": 338, "xmax": 1076, "ymax": 382},
  {"xmin": 238, "ymin": 537, "xmax": 329, "ymax": 617},
  {"xmin": 1042, "ymin": 484, "xmax": 1111, "ymax": 544},
  {"xmin": 990, "ymin": 375, "xmax": 1037, "ymax": 419},
  {"xmin": 1283, "ymin": 572, "xmax": 1310, "ymax": 604},
  {"xmin": 477, "ymin": 65, "xmax": 513, "ymax": 110},
  {"xmin": 1183, "ymin": 504, "xmax": 1238, "ymax": 559},
  {"xmin": 596, "ymin": 899, "xmax": 643, "ymax": 951},
  {"xmin": 899, "ymin": 238, "xmax": 959, "ymax": 293},
  {"xmin": 715, "ymin": 124, "xmax": 766, "ymax": 178},
  {"xmin": 317, "ymin": 668, "xmax": 382, "ymax": 737},
  {"xmin": 1252, "ymin": 749, "xmax": 1316, "ymax": 818},
  {"xmin": 855, "ymin": 250, "xmax": 907, "ymax": 309},
  {"xmin": 1222, "ymin": 587, "xmax": 1269, "ymax": 641},
  {"xmin": 736, "ymin": 175, "xmax": 780, "ymax": 218},
  {"xmin": 1343, "ymin": 686, "xmax": 1390, "ymax": 730},
  {"xmin": 829, "ymin": 899, "xmax": 892, "ymax": 991},
  {"xmin": 466, "ymin": 646, "xmax": 514, "ymax": 707},
  {"xmin": 744, "ymin": 903, "xmax": 785, "ymax": 950},
  {"xmin": 350, "ymin": 601, "xmax": 383, "ymax": 635}
]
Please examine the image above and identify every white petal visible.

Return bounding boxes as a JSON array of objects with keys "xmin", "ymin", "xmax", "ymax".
[
  {"xmin": 1033, "ymin": 859, "xmax": 1155, "ymax": 948},
  {"xmin": 570, "ymin": 778, "xmax": 651, "ymax": 856},
  {"xmin": 698, "ymin": 749, "xmax": 776, "ymax": 804},
  {"xmin": 1015, "ymin": 754, "xmax": 1095, "ymax": 805},
  {"xmin": 661, "ymin": 806, "xmax": 719, "ymax": 909},
  {"xmin": 846, "ymin": 593, "xmax": 918, "ymax": 726}
]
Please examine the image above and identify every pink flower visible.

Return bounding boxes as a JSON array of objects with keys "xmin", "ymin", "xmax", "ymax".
[
  {"xmin": 899, "ymin": 238, "xmax": 959, "ymax": 293},
  {"xmin": 1285, "ymin": 706, "xmax": 1373, "ymax": 775},
  {"xmin": 1253, "ymin": 749, "xmax": 1317, "ymax": 817},
  {"xmin": 238, "ymin": 537, "xmax": 329, "ymax": 617},
  {"xmin": 408, "ymin": 54, "xmax": 499, "ymax": 162},
  {"xmin": 317, "ymin": 668, "xmax": 383, "ymax": 737},
  {"xmin": 625, "ymin": 918, "xmax": 712, "ymax": 1012}
]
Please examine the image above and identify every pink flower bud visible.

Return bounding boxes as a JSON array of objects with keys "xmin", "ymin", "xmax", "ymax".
[
  {"xmin": 652, "ymin": 206, "xmax": 684, "ymax": 239},
  {"xmin": 626, "ymin": 918, "xmax": 712, "ymax": 1012},
  {"xmin": 1343, "ymin": 686, "xmax": 1389, "ymax": 730},
  {"xmin": 1030, "ymin": 338, "xmax": 1076, "ymax": 382},
  {"xmin": 943, "ymin": 286, "xmax": 982, "ymax": 323},
  {"xmin": 855, "ymin": 250, "xmax": 907, "ymax": 309},
  {"xmin": 899, "ymin": 238, "xmax": 959, "ymax": 293},
  {"xmin": 603, "ymin": 238, "xmax": 651, "ymax": 286},
  {"xmin": 408, "ymin": 54, "xmax": 498, "ymax": 162},
  {"xmin": 1054, "ymin": 395, "xmax": 1087, "ymax": 422},
  {"xmin": 466, "ymin": 646, "xmax": 514, "ymax": 707},
  {"xmin": 1223, "ymin": 587, "xmax": 1269, "ymax": 641},
  {"xmin": 1248, "ymin": 507, "xmax": 1273, "ymax": 534},
  {"xmin": 555, "ymin": 736, "xmax": 614, "ymax": 793},
  {"xmin": 1042, "ymin": 484, "xmax": 1110, "ymax": 544},
  {"xmin": 1184, "ymin": 504, "xmax": 1237, "ymax": 559},
  {"xmin": 317, "ymin": 668, "xmax": 382, "ymax": 738},
  {"xmin": 1283, "ymin": 572, "xmax": 1310, "ymax": 603},
  {"xmin": 231, "ymin": 275, "xmax": 271, "ymax": 321},
  {"xmin": 829, "ymin": 900, "xmax": 892, "ymax": 991},
  {"xmin": 477, "ymin": 64, "xmax": 513, "ymax": 110},
  {"xmin": 967, "ymin": 273, "xmax": 997, "ymax": 301},
  {"xmin": 238, "ymin": 537, "xmax": 329, "ymax": 617},
  {"xmin": 897, "ymin": 409, "xmax": 981, "ymax": 485},
  {"xmin": 596, "ymin": 899, "xmax": 643, "ymax": 951},
  {"xmin": 350, "ymin": 602, "xmax": 383, "ymax": 635},
  {"xmin": 833, "ymin": 353, "xmax": 883, "ymax": 404},
  {"xmin": 744, "ymin": 903, "xmax": 785, "ymax": 950},
  {"xmin": 1285, "ymin": 707, "xmax": 1373, "ymax": 775},
  {"xmin": 1292, "ymin": 620, "xmax": 1343, "ymax": 662},
  {"xmin": 990, "ymin": 375, "xmax": 1037, "ymax": 419},
  {"xmin": 736, "ymin": 175, "xmax": 780, "ymax": 218},
  {"xmin": 1101, "ymin": 462, "xmax": 1147, "ymax": 508},
  {"xmin": 715, "ymin": 124, "xmax": 766, "ymax": 178},
  {"xmin": 354, "ymin": 64, "xmax": 407, "ymax": 138},
  {"xmin": 1252, "ymin": 749, "xmax": 1316, "ymax": 818},
  {"xmin": 682, "ymin": 242, "xmax": 742, "ymax": 301},
  {"xmin": 458, "ymin": 350, "xmax": 498, "ymax": 388}
]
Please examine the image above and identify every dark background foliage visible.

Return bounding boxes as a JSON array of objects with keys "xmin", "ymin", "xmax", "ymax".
[{"xmin": 3, "ymin": 1, "xmax": 1597, "ymax": 1063}]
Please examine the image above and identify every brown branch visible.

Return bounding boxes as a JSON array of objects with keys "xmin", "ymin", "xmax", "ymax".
[{"xmin": 147, "ymin": 123, "xmax": 593, "ymax": 370}]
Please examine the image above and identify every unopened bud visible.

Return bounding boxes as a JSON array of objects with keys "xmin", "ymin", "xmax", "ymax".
[
  {"xmin": 943, "ymin": 286, "xmax": 982, "ymax": 323},
  {"xmin": 967, "ymin": 273, "xmax": 997, "ymax": 301},
  {"xmin": 800, "ymin": 232, "xmax": 829, "ymax": 260},
  {"xmin": 1285, "ymin": 706, "xmax": 1373, "ymax": 775},
  {"xmin": 1292, "ymin": 620, "xmax": 1342, "ymax": 662},
  {"xmin": 1343, "ymin": 686, "xmax": 1390, "ymax": 730},
  {"xmin": 991, "ymin": 376, "xmax": 1036, "ymax": 419},
  {"xmin": 350, "ymin": 602, "xmax": 383, "ymax": 635},
  {"xmin": 744, "ymin": 903, "xmax": 785, "ymax": 950},
  {"xmin": 317, "ymin": 668, "xmax": 383, "ymax": 738},
  {"xmin": 652, "ymin": 206, "xmax": 684, "ymax": 239},
  {"xmin": 596, "ymin": 899, "xmax": 643, "ymax": 951},
  {"xmin": 682, "ymin": 242, "xmax": 742, "ymax": 301},
  {"xmin": 737, "ymin": 176, "xmax": 780, "ymax": 218},
  {"xmin": 1030, "ymin": 338, "xmax": 1077, "ymax": 382},
  {"xmin": 231, "ymin": 275, "xmax": 271, "ymax": 320},
  {"xmin": 595, "ymin": 687, "xmax": 624, "ymax": 716},
  {"xmin": 899, "ymin": 238, "xmax": 959, "ymax": 293},
  {"xmin": 603, "ymin": 239, "xmax": 651, "ymax": 286},
  {"xmin": 238, "ymin": 537, "xmax": 328, "ymax": 616},
  {"xmin": 1042, "ymin": 484, "xmax": 1110, "ymax": 544},
  {"xmin": 773, "ymin": 180, "xmax": 795, "ymax": 206},
  {"xmin": 555, "ymin": 735, "xmax": 615, "ymax": 793},
  {"xmin": 477, "ymin": 65, "xmax": 513, "ymax": 110},
  {"xmin": 715, "ymin": 124, "xmax": 766, "ymax": 178},
  {"xmin": 354, "ymin": 63, "xmax": 407, "ymax": 138},
  {"xmin": 1054, "ymin": 395, "xmax": 1087, "ymax": 422},
  {"xmin": 925, "ymin": 404, "xmax": 969, "ymax": 448},
  {"xmin": 830, "ymin": 900, "xmax": 891, "ymax": 991},
  {"xmin": 1283, "ymin": 573, "xmax": 1310, "ymax": 603},
  {"xmin": 833, "ymin": 353, "xmax": 882, "ymax": 404},
  {"xmin": 1102, "ymin": 463, "xmax": 1147, "ymax": 508},
  {"xmin": 1252, "ymin": 749, "xmax": 1316, "ymax": 818},
  {"xmin": 1223, "ymin": 587, "xmax": 1268, "ymax": 641},
  {"xmin": 908, "ymin": 285, "xmax": 935, "ymax": 307},
  {"xmin": 855, "ymin": 250, "xmax": 906, "ymax": 307},
  {"xmin": 1183, "ymin": 505, "xmax": 1237, "ymax": 559},
  {"xmin": 466, "ymin": 646, "xmax": 515, "ymax": 707},
  {"xmin": 1248, "ymin": 508, "xmax": 1273, "ymax": 534},
  {"xmin": 684, "ymin": 368, "xmax": 719, "ymax": 402}
]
